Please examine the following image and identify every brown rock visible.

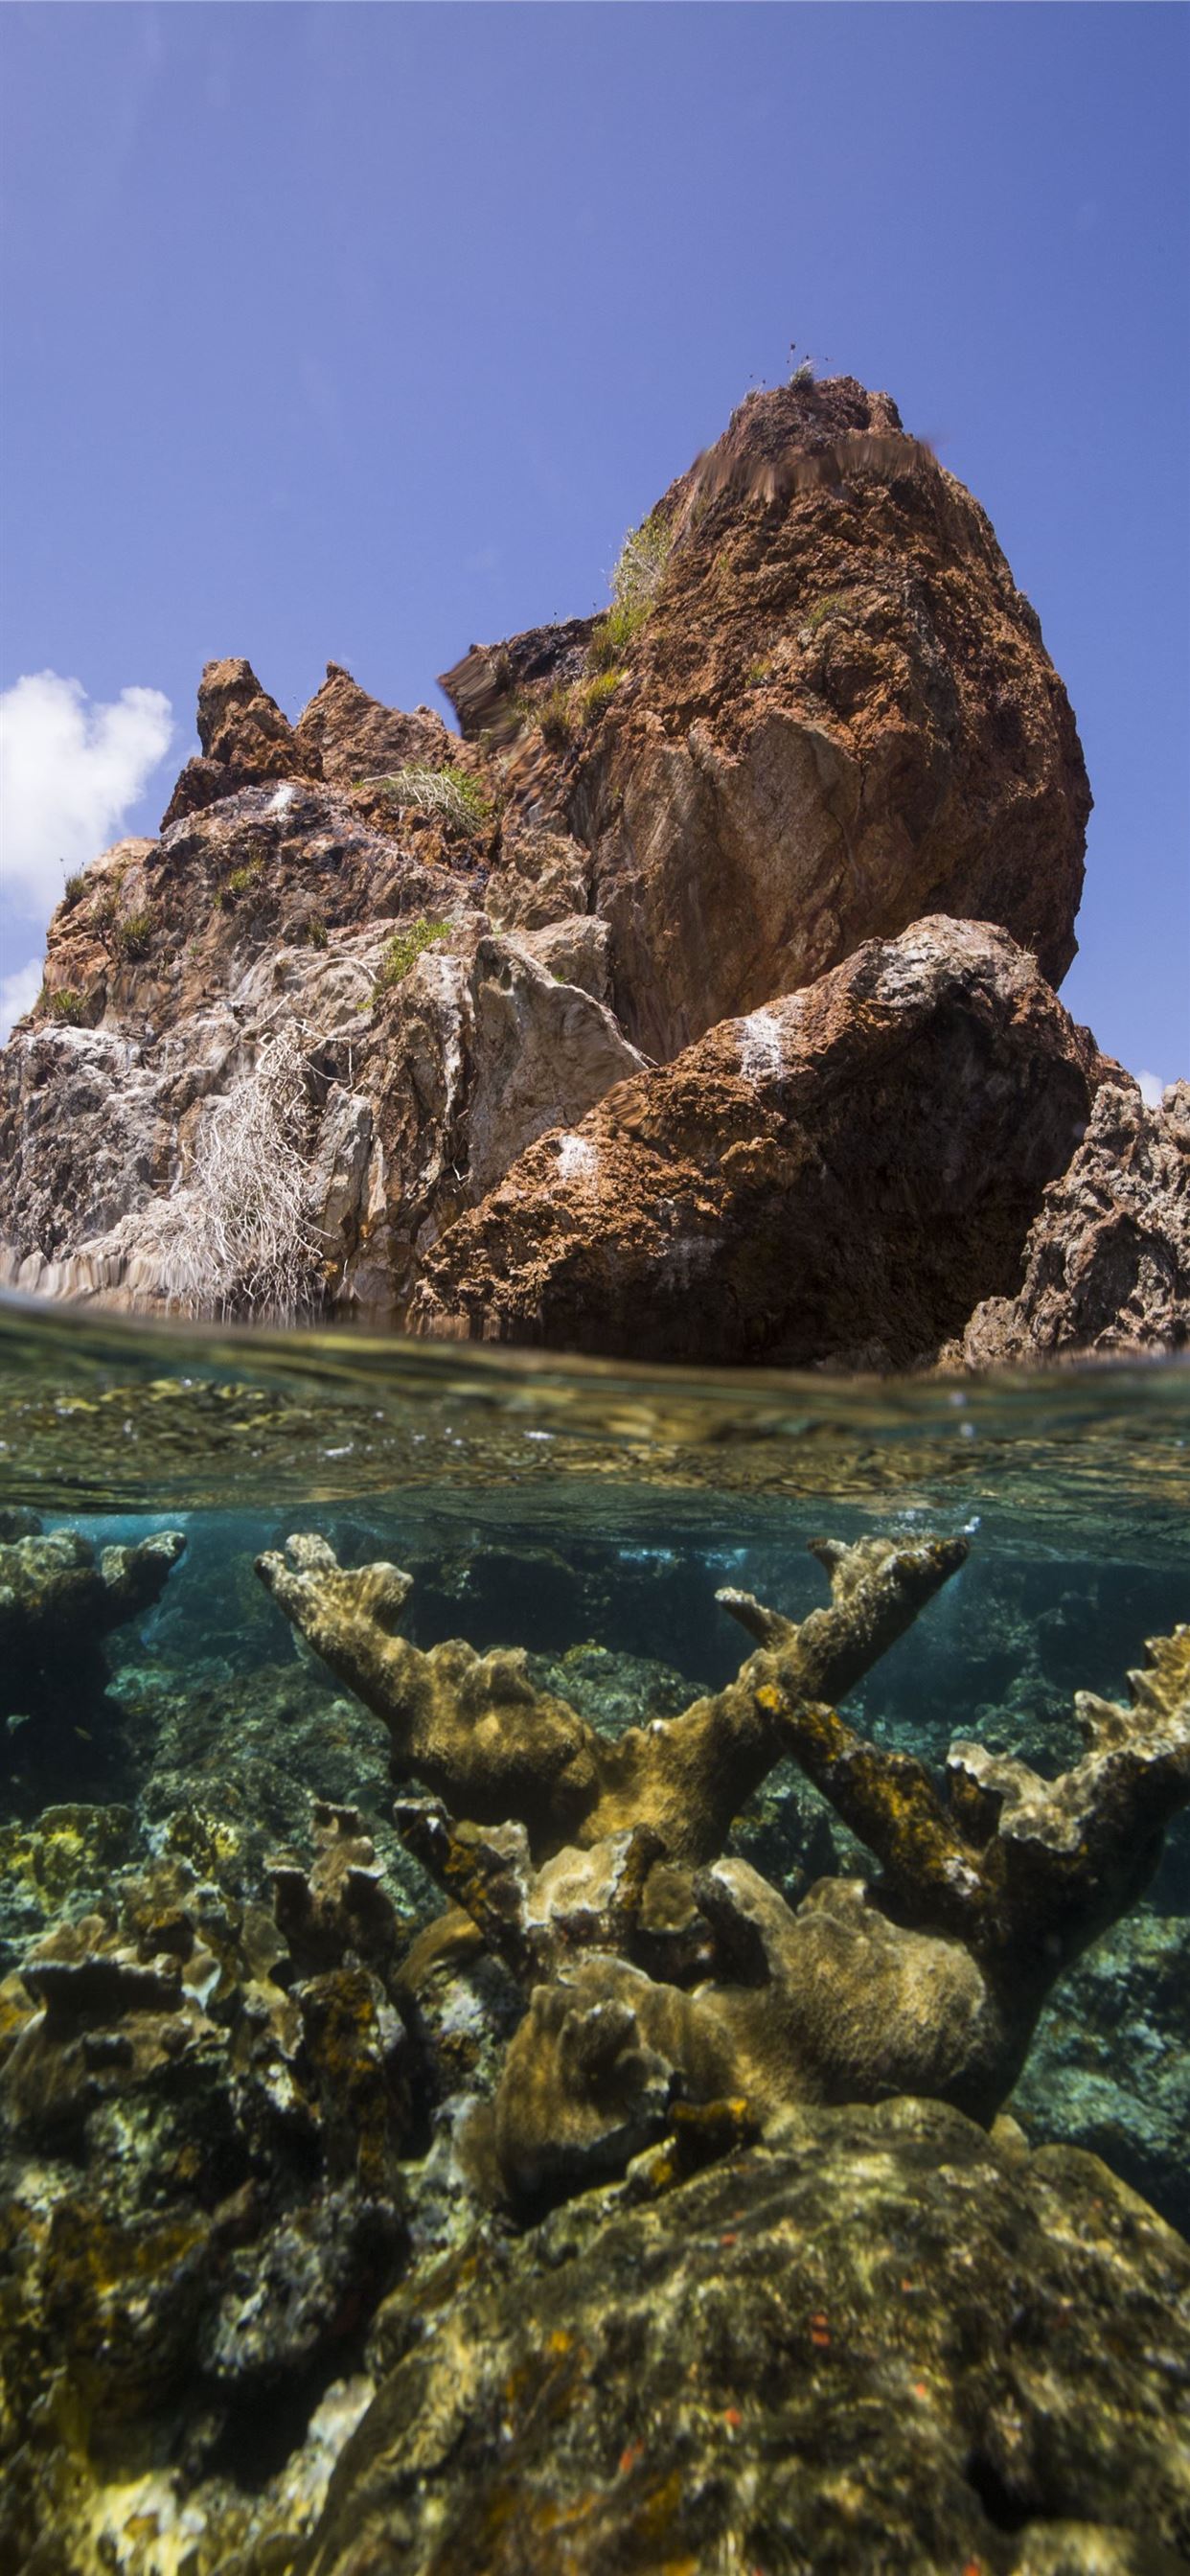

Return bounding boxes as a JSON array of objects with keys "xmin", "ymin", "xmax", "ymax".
[
  {"xmin": 527, "ymin": 377, "xmax": 1089, "ymax": 1058},
  {"xmin": 408, "ymin": 917, "xmax": 1101, "ymax": 1367},
  {"xmin": 195, "ymin": 655, "xmax": 307, "ymax": 772},
  {"xmin": 160, "ymin": 656, "xmax": 313, "ymax": 827},
  {"xmin": 955, "ymin": 1076, "xmax": 1190, "ymax": 1363},
  {"xmin": 294, "ymin": 661, "xmax": 459, "ymax": 787},
  {"xmin": 441, "ymin": 616, "xmax": 599, "ymax": 746}
]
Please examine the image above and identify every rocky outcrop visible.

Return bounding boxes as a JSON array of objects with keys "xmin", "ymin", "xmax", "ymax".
[
  {"xmin": 408, "ymin": 919, "xmax": 1103, "ymax": 1366},
  {"xmin": 161, "ymin": 656, "xmax": 314, "ymax": 827},
  {"xmin": 955, "ymin": 1076, "xmax": 1190, "ymax": 1363},
  {"xmin": 446, "ymin": 377, "xmax": 1089, "ymax": 1061},
  {"xmin": 8, "ymin": 374, "xmax": 1184, "ymax": 1362},
  {"xmin": 294, "ymin": 661, "xmax": 461, "ymax": 787},
  {"xmin": 0, "ymin": 763, "xmax": 639, "ymax": 1315}
]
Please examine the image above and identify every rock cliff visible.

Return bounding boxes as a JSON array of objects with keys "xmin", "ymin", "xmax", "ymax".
[{"xmin": 1, "ymin": 374, "xmax": 1183, "ymax": 1359}]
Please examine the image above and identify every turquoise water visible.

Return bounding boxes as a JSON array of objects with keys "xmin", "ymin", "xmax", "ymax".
[{"xmin": 1, "ymin": 1293, "xmax": 1187, "ymax": 2569}]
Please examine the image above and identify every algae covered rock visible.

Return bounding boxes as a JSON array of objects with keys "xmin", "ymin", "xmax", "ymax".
[{"xmin": 300, "ymin": 2104, "xmax": 1190, "ymax": 2576}]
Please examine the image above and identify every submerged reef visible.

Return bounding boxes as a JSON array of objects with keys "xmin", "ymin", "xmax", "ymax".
[{"xmin": 2, "ymin": 1522, "xmax": 1188, "ymax": 2576}]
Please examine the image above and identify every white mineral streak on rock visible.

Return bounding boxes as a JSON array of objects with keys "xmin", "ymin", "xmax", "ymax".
[
  {"xmin": 556, "ymin": 1131, "xmax": 599, "ymax": 1184},
  {"xmin": 267, "ymin": 782, "xmax": 297, "ymax": 816},
  {"xmin": 738, "ymin": 1007, "xmax": 786, "ymax": 1085}
]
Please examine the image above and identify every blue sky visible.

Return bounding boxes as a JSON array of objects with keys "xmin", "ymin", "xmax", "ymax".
[{"xmin": 1, "ymin": 2, "xmax": 1186, "ymax": 1079}]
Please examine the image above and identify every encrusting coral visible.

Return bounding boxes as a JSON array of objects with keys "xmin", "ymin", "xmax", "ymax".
[{"xmin": 259, "ymin": 1530, "xmax": 1190, "ymax": 2211}]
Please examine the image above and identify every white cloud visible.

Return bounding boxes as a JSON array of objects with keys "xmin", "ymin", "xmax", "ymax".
[
  {"xmin": 0, "ymin": 957, "xmax": 42, "ymax": 1046},
  {"xmin": 1135, "ymin": 1069, "xmax": 1165, "ymax": 1109},
  {"xmin": 0, "ymin": 671, "xmax": 173, "ymax": 919}
]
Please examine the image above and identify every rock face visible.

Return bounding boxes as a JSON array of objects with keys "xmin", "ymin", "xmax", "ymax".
[
  {"xmin": 409, "ymin": 919, "xmax": 1102, "ymax": 1366},
  {"xmin": 2, "ymin": 371, "xmax": 1179, "ymax": 1359},
  {"xmin": 294, "ymin": 661, "xmax": 461, "ymax": 787},
  {"xmin": 956, "ymin": 1076, "xmax": 1190, "ymax": 1363},
  {"xmin": 0, "ymin": 770, "xmax": 639, "ymax": 1316}
]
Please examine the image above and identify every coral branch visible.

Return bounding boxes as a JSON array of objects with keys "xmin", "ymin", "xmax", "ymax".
[
  {"xmin": 379, "ymin": 1608, "xmax": 1190, "ymax": 2210},
  {"xmin": 256, "ymin": 1530, "xmax": 968, "ymax": 1864}
]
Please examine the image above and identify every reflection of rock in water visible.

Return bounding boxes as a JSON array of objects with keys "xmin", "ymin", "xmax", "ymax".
[{"xmin": 1, "ymin": 1518, "xmax": 1188, "ymax": 2574}]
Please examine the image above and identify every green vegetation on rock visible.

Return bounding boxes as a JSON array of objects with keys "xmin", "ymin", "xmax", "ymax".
[
  {"xmin": 369, "ymin": 765, "xmax": 492, "ymax": 835},
  {"xmin": 372, "ymin": 916, "xmax": 450, "ymax": 1000},
  {"xmin": 45, "ymin": 986, "xmax": 87, "ymax": 1024}
]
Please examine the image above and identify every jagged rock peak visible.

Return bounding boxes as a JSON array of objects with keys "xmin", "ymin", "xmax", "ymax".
[
  {"xmin": 295, "ymin": 661, "xmax": 460, "ymax": 786},
  {"xmin": 161, "ymin": 655, "xmax": 313, "ymax": 829}
]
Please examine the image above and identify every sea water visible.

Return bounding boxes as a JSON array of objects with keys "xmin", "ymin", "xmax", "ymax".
[{"xmin": 1, "ymin": 1291, "xmax": 1187, "ymax": 2568}]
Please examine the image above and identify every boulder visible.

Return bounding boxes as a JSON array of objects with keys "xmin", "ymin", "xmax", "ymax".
[
  {"xmin": 368, "ymin": 927, "xmax": 647, "ymax": 1309},
  {"xmin": 302, "ymin": 2107, "xmax": 1190, "ymax": 2576},
  {"xmin": 409, "ymin": 917, "xmax": 1102, "ymax": 1367}
]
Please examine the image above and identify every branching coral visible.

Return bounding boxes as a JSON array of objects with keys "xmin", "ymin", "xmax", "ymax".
[
  {"xmin": 256, "ymin": 1529, "xmax": 969, "ymax": 1865},
  {"xmin": 256, "ymin": 1529, "xmax": 1190, "ymax": 2213}
]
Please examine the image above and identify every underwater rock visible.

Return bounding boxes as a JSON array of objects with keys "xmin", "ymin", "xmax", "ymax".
[
  {"xmin": 256, "ymin": 1526, "xmax": 970, "ymax": 1861},
  {"xmin": 0, "ymin": 1829, "xmax": 416, "ymax": 2566},
  {"xmin": 0, "ymin": 1803, "xmax": 136, "ymax": 1964},
  {"xmin": 0, "ymin": 1523, "xmax": 185, "ymax": 1706},
  {"xmin": 407, "ymin": 917, "xmax": 1102, "ymax": 1365},
  {"xmin": 1013, "ymin": 1909, "xmax": 1190, "ymax": 2236},
  {"xmin": 300, "ymin": 2104, "xmax": 1190, "ymax": 2576}
]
